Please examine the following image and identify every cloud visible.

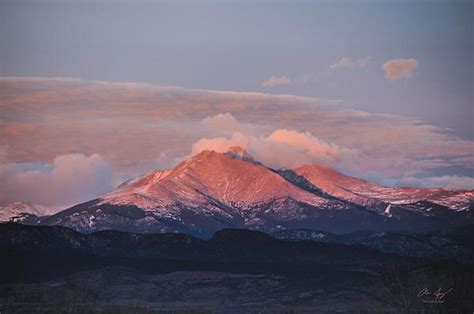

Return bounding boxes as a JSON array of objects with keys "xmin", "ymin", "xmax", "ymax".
[
  {"xmin": 261, "ymin": 75, "xmax": 291, "ymax": 87},
  {"xmin": 264, "ymin": 129, "xmax": 354, "ymax": 167},
  {"xmin": 200, "ymin": 112, "xmax": 240, "ymax": 130},
  {"xmin": 0, "ymin": 77, "xmax": 472, "ymax": 190},
  {"xmin": 190, "ymin": 129, "xmax": 474, "ymax": 189},
  {"xmin": 382, "ymin": 58, "xmax": 418, "ymax": 80},
  {"xmin": 330, "ymin": 56, "xmax": 371, "ymax": 70},
  {"xmin": 398, "ymin": 175, "xmax": 474, "ymax": 190},
  {"xmin": 191, "ymin": 129, "xmax": 355, "ymax": 169},
  {"xmin": 0, "ymin": 153, "xmax": 113, "ymax": 207},
  {"xmin": 357, "ymin": 56, "xmax": 371, "ymax": 68},
  {"xmin": 200, "ymin": 112, "xmax": 269, "ymax": 137},
  {"xmin": 191, "ymin": 133, "xmax": 250, "ymax": 156}
]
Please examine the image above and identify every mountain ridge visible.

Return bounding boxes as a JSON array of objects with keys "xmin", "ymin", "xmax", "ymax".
[{"xmin": 3, "ymin": 147, "xmax": 473, "ymax": 237}]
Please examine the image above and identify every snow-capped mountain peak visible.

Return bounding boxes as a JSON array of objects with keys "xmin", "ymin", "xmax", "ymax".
[
  {"xmin": 224, "ymin": 146, "xmax": 255, "ymax": 162},
  {"xmin": 38, "ymin": 149, "xmax": 473, "ymax": 237},
  {"xmin": 101, "ymin": 148, "xmax": 327, "ymax": 211}
]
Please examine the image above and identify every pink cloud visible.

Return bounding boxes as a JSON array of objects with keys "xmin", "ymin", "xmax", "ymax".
[
  {"xmin": 382, "ymin": 58, "xmax": 418, "ymax": 80},
  {"xmin": 200, "ymin": 112, "xmax": 240, "ymax": 130},
  {"xmin": 191, "ymin": 129, "xmax": 354, "ymax": 169},
  {"xmin": 0, "ymin": 153, "xmax": 113, "ymax": 207},
  {"xmin": 261, "ymin": 75, "xmax": 291, "ymax": 87},
  {"xmin": 357, "ymin": 56, "xmax": 371, "ymax": 68},
  {"xmin": 1, "ymin": 77, "xmax": 472, "ymax": 191}
]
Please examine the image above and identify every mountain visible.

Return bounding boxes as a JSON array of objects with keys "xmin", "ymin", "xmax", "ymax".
[
  {"xmin": 39, "ymin": 147, "xmax": 473, "ymax": 237},
  {"xmin": 2, "ymin": 223, "xmax": 474, "ymax": 312},
  {"xmin": 294, "ymin": 164, "xmax": 473, "ymax": 211},
  {"xmin": 0, "ymin": 202, "xmax": 51, "ymax": 223},
  {"xmin": 0, "ymin": 223, "xmax": 402, "ymax": 267},
  {"xmin": 102, "ymin": 147, "xmax": 329, "ymax": 209},
  {"xmin": 41, "ymin": 148, "xmax": 346, "ymax": 237},
  {"xmin": 272, "ymin": 228, "xmax": 474, "ymax": 263}
]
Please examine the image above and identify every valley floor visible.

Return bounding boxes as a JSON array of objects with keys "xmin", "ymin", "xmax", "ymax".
[
  {"xmin": 1, "ymin": 263, "xmax": 472, "ymax": 313},
  {"xmin": 1, "ymin": 224, "xmax": 473, "ymax": 313}
]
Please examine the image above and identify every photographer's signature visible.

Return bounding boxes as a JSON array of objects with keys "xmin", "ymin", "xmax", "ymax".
[{"xmin": 417, "ymin": 287, "xmax": 453, "ymax": 304}]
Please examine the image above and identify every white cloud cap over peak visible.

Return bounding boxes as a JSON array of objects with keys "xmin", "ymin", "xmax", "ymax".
[
  {"xmin": 190, "ymin": 129, "xmax": 354, "ymax": 169},
  {"xmin": 261, "ymin": 75, "xmax": 291, "ymax": 87},
  {"xmin": 382, "ymin": 58, "xmax": 418, "ymax": 80}
]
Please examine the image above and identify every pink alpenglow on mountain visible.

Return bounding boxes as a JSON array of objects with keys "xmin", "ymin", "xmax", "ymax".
[
  {"xmin": 32, "ymin": 147, "xmax": 474, "ymax": 237},
  {"xmin": 102, "ymin": 148, "xmax": 330, "ymax": 211},
  {"xmin": 294, "ymin": 165, "xmax": 473, "ymax": 211}
]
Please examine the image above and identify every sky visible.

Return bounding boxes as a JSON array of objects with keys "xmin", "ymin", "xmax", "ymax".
[{"xmin": 0, "ymin": 0, "xmax": 473, "ymax": 208}]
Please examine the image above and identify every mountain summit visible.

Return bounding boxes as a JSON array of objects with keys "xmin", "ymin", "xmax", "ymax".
[
  {"xmin": 224, "ymin": 146, "xmax": 255, "ymax": 162},
  {"xmin": 38, "ymin": 149, "xmax": 473, "ymax": 237},
  {"xmin": 99, "ymin": 148, "xmax": 328, "ymax": 209}
]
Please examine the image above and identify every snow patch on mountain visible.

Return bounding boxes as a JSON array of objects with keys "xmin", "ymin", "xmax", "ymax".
[
  {"xmin": 294, "ymin": 165, "xmax": 473, "ymax": 211},
  {"xmin": 0, "ymin": 202, "xmax": 52, "ymax": 222}
]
